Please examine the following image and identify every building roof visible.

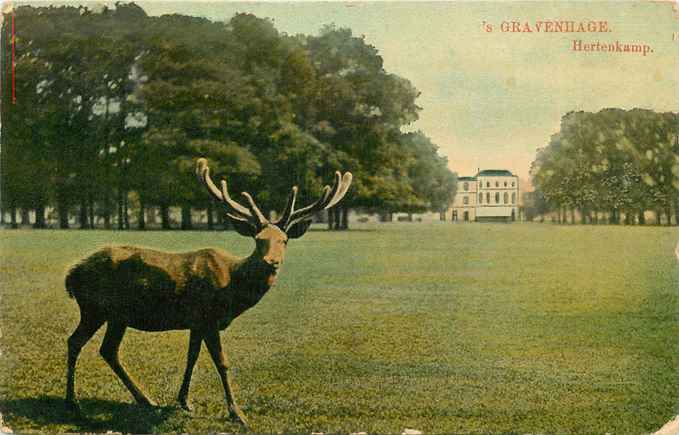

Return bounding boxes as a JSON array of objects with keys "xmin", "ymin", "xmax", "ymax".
[
  {"xmin": 458, "ymin": 176, "xmax": 477, "ymax": 181},
  {"xmin": 477, "ymin": 169, "xmax": 514, "ymax": 177}
]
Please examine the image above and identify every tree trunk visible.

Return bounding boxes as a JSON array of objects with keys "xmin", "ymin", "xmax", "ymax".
[
  {"xmin": 58, "ymin": 203, "xmax": 69, "ymax": 229},
  {"xmin": 102, "ymin": 195, "xmax": 112, "ymax": 229},
  {"xmin": 327, "ymin": 209, "xmax": 335, "ymax": 230},
  {"xmin": 79, "ymin": 200, "xmax": 89, "ymax": 229},
  {"xmin": 123, "ymin": 196, "xmax": 130, "ymax": 229},
  {"xmin": 334, "ymin": 207, "xmax": 341, "ymax": 229},
  {"xmin": 216, "ymin": 209, "xmax": 227, "ymax": 230},
  {"xmin": 9, "ymin": 207, "xmax": 18, "ymax": 229},
  {"xmin": 666, "ymin": 207, "xmax": 672, "ymax": 226},
  {"xmin": 580, "ymin": 208, "xmax": 587, "ymax": 224},
  {"xmin": 638, "ymin": 210, "xmax": 646, "ymax": 225},
  {"xmin": 20, "ymin": 208, "xmax": 30, "ymax": 226},
  {"xmin": 341, "ymin": 207, "xmax": 349, "ymax": 230},
  {"xmin": 0, "ymin": 207, "xmax": 4, "ymax": 224},
  {"xmin": 34, "ymin": 205, "xmax": 46, "ymax": 229},
  {"xmin": 624, "ymin": 211, "xmax": 632, "ymax": 225},
  {"xmin": 147, "ymin": 207, "xmax": 157, "ymax": 225},
  {"xmin": 181, "ymin": 205, "xmax": 192, "ymax": 230},
  {"xmin": 138, "ymin": 200, "xmax": 146, "ymax": 230},
  {"xmin": 88, "ymin": 195, "xmax": 95, "ymax": 229},
  {"xmin": 160, "ymin": 204, "xmax": 171, "ymax": 230},
  {"xmin": 656, "ymin": 209, "xmax": 663, "ymax": 225},
  {"xmin": 207, "ymin": 203, "xmax": 214, "ymax": 230},
  {"xmin": 117, "ymin": 191, "xmax": 125, "ymax": 230}
]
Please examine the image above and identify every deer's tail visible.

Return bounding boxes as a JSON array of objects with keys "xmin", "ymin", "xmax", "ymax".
[
  {"xmin": 65, "ymin": 249, "xmax": 114, "ymax": 300},
  {"xmin": 65, "ymin": 264, "xmax": 81, "ymax": 299}
]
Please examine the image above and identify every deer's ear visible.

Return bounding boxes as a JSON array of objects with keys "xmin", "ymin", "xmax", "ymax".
[
  {"xmin": 286, "ymin": 219, "xmax": 312, "ymax": 239},
  {"xmin": 227, "ymin": 216, "xmax": 258, "ymax": 237}
]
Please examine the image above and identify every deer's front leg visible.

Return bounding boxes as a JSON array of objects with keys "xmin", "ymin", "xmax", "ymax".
[
  {"xmin": 177, "ymin": 329, "xmax": 202, "ymax": 411},
  {"xmin": 204, "ymin": 329, "xmax": 249, "ymax": 429}
]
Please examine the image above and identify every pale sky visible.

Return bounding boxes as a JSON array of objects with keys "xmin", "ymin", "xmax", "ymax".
[{"xmin": 17, "ymin": 1, "xmax": 679, "ymax": 185}]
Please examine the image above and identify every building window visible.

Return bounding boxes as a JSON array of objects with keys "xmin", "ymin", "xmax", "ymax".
[
  {"xmin": 486, "ymin": 192, "xmax": 490, "ymax": 203},
  {"xmin": 512, "ymin": 193, "xmax": 516, "ymax": 204},
  {"xmin": 463, "ymin": 196, "xmax": 469, "ymax": 205},
  {"xmin": 504, "ymin": 181, "xmax": 507, "ymax": 187},
  {"xmin": 495, "ymin": 181, "xmax": 499, "ymax": 187},
  {"xmin": 486, "ymin": 182, "xmax": 490, "ymax": 187},
  {"xmin": 463, "ymin": 182, "xmax": 469, "ymax": 191},
  {"xmin": 495, "ymin": 192, "xmax": 500, "ymax": 203},
  {"xmin": 479, "ymin": 193, "xmax": 483, "ymax": 203},
  {"xmin": 504, "ymin": 192, "xmax": 509, "ymax": 204}
]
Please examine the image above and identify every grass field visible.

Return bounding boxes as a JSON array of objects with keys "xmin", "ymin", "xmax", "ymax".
[{"xmin": 0, "ymin": 223, "xmax": 678, "ymax": 433}]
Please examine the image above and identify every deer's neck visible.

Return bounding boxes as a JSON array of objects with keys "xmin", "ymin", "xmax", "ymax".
[
  {"xmin": 225, "ymin": 252, "xmax": 279, "ymax": 319},
  {"xmin": 235, "ymin": 254, "xmax": 279, "ymax": 288}
]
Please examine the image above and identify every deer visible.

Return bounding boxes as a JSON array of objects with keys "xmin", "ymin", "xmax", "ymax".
[{"xmin": 64, "ymin": 157, "xmax": 352, "ymax": 429}]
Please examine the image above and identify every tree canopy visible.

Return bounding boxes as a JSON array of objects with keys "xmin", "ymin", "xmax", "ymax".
[
  {"xmin": 1, "ymin": 3, "xmax": 457, "ymax": 229},
  {"xmin": 530, "ymin": 109, "xmax": 679, "ymax": 225}
]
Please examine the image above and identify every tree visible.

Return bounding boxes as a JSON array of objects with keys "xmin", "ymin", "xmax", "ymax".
[
  {"xmin": 531, "ymin": 108, "xmax": 679, "ymax": 225},
  {"xmin": 3, "ymin": 4, "xmax": 457, "ymax": 232}
]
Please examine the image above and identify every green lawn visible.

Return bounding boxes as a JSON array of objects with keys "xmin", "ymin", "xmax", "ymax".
[{"xmin": 0, "ymin": 223, "xmax": 678, "ymax": 433}]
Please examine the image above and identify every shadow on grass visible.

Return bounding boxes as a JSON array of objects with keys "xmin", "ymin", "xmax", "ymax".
[
  {"xmin": 0, "ymin": 395, "xmax": 177, "ymax": 433},
  {"xmin": 307, "ymin": 227, "xmax": 378, "ymax": 232}
]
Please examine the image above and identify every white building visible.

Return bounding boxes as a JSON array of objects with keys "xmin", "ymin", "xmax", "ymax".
[{"xmin": 448, "ymin": 169, "xmax": 519, "ymax": 222}]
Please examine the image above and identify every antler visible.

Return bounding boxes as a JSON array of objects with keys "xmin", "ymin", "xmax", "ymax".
[
  {"xmin": 196, "ymin": 158, "xmax": 268, "ymax": 228},
  {"xmin": 276, "ymin": 170, "xmax": 353, "ymax": 230}
]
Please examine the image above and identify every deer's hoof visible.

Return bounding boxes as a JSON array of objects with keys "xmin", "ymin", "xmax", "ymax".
[
  {"xmin": 228, "ymin": 406, "xmax": 249, "ymax": 430},
  {"xmin": 178, "ymin": 400, "xmax": 193, "ymax": 412},
  {"xmin": 65, "ymin": 399, "xmax": 82, "ymax": 416},
  {"xmin": 137, "ymin": 397, "xmax": 158, "ymax": 408}
]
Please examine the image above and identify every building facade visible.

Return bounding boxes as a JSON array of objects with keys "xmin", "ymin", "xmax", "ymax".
[{"xmin": 449, "ymin": 169, "xmax": 519, "ymax": 222}]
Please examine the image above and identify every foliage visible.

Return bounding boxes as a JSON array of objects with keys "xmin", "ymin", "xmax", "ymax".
[
  {"xmin": 0, "ymin": 4, "xmax": 456, "ymax": 228},
  {"xmin": 531, "ymin": 109, "xmax": 679, "ymax": 223}
]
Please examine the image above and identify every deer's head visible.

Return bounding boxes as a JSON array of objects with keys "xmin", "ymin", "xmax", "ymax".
[{"xmin": 196, "ymin": 158, "xmax": 352, "ymax": 269}]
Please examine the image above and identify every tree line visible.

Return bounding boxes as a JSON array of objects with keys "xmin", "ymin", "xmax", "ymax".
[
  {"xmin": 0, "ymin": 3, "xmax": 457, "ymax": 230},
  {"xmin": 530, "ymin": 108, "xmax": 679, "ymax": 225}
]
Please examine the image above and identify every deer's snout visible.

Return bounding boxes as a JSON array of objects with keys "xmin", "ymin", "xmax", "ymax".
[{"xmin": 263, "ymin": 257, "xmax": 281, "ymax": 269}]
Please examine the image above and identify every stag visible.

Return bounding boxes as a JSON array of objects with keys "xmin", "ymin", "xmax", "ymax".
[{"xmin": 65, "ymin": 158, "xmax": 352, "ymax": 428}]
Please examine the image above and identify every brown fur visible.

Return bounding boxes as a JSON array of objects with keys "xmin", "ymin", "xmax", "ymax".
[
  {"xmin": 64, "ymin": 159, "xmax": 351, "ymax": 429},
  {"xmin": 64, "ymin": 225, "xmax": 289, "ymax": 428},
  {"xmin": 66, "ymin": 246, "xmax": 243, "ymax": 331}
]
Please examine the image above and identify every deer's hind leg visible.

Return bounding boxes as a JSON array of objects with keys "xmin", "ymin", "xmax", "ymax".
[
  {"xmin": 66, "ymin": 311, "xmax": 105, "ymax": 411},
  {"xmin": 100, "ymin": 321, "xmax": 156, "ymax": 407},
  {"xmin": 177, "ymin": 329, "xmax": 202, "ymax": 411}
]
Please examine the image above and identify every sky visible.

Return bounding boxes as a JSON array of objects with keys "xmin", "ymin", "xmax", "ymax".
[{"xmin": 13, "ymin": 0, "xmax": 679, "ymax": 185}]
